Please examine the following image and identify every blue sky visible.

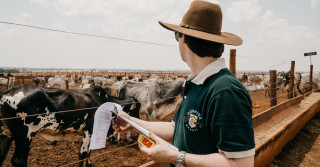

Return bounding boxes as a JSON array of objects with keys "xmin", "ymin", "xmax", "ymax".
[{"xmin": 0, "ymin": 0, "xmax": 319, "ymax": 72}]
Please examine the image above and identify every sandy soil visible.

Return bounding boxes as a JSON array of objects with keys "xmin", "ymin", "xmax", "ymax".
[
  {"xmin": 1, "ymin": 89, "xmax": 319, "ymax": 167},
  {"xmin": 269, "ymin": 112, "xmax": 320, "ymax": 167}
]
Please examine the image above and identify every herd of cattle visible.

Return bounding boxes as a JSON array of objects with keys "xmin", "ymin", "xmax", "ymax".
[
  {"xmin": 0, "ymin": 73, "xmax": 185, "ymax": 166},
  {"xmin": 237, "ymin": 71, "xmax": 320, "ymax": 97},
  {"xmin": 0, "ymin": 71, "xmax": 319, "ymax": 166}
]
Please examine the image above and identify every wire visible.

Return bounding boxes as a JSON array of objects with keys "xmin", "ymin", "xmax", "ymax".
[
  {"xmin": 0, "ymin": 96, "xmax": 177, "ymax": 121},
  {"xmin": 237, "ymin": 55, "xmax": 285, "ymax": 64},
  {"xmin": 0, "ymin": 21, "xmax": 177, "ymax": 48},
  {"xmin": 253, "ymin": 85, "xmax": 320, "ymax": 104},
  {"xmin": 60, "ymin": 142, "xmax": 138, "ymax": 167}
]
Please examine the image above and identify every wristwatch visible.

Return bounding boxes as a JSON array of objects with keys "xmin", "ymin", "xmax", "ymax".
[{"xmin": 175, "ymin": 151, "xmax": 186, "ymax": 167}]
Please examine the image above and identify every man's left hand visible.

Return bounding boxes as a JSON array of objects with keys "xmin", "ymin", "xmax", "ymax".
[{"xmin": 138, "ymin": 131, "xmax": 180, "ymax": 164}]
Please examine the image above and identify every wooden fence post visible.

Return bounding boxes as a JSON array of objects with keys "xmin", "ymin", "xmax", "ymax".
[
  {"xmin": 270, "ymin": 70, "xmax": 277, "ymax": 107},
  {"xmin": 65, "ymin": 80, "xmax": 69, "ymax": 90},
  {"xmin": 289, "ymin": 61, "xmax": 295, "ymax": 99},
  {"xmin": 6, "ymin": 77, "xmax": 9, "ymax": 90},
  {"xmin": 309, "ymin": 65, "xmax": 313, "ymax": 92},
  {"xmin": 229, "ymin": 49, "xmax": 236, "ymax": 75}
]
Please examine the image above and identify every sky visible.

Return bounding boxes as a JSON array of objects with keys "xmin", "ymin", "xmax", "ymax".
[{"xmin": 0, "ymin": 0, "xmax": 319, "ymax": 72}]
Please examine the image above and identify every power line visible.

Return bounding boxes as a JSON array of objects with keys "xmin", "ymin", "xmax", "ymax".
[
  {"xmin": 0, "ymin": 21, "xmax": 176, "ymax": 48},
  {"xmin": 237, "ymin": 55, "xmax": 285, "ymax": 64}
]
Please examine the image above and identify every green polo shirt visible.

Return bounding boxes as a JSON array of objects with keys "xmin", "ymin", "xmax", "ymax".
[{"xmin": 172, "ymin": 58, "xmax": 255, "ymax": 158}]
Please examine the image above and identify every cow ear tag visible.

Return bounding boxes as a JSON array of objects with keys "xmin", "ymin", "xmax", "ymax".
[{"xmin": 138, "ymin": 134, "xmax": 156, "ymax": 148}]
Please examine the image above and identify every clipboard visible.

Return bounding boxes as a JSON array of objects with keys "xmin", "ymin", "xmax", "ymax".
[{"xmin": 111, "ymin": 109, "xmax": 178, "ymax": 151}]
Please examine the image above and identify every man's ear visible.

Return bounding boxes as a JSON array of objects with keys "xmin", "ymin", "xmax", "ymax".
[{"xmin": 182, "ymin": 34, "xmax": 186, "ymax": 43}]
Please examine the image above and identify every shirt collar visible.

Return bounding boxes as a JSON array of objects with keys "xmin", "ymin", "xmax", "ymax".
[{"xmin": 189, "ymin": 58, "xmax": 227, "ymax": 85}]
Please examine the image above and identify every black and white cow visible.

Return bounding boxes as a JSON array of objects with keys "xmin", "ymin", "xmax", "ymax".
[
  {"xmin": 118, "ymin": 78, "xmax": 185, "ymax": 121},
  {"xmin": 282, "ymin": 71, "xmax": 301, "ymax": 97},
  {"xmin": 0, "ymin": 84, "xmax": 140, "ymax": 167},
  {"xmin": 32, "ymin": 77, "xmax": 49, "ymax": 86}
]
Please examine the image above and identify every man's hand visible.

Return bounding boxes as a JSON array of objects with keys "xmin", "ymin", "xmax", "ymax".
[
  {"xmin": 112, "ymin": 112, "xmax": 132, "ymax": 133},
  {"xmin": 138, "ymin": 131, "xmax": 180, "ymax": 164}
]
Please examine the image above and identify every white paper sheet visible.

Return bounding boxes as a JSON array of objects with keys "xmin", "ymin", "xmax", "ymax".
[{"xmin": 89, "ymin": 102, "xmax": 122, "ymax": 150}]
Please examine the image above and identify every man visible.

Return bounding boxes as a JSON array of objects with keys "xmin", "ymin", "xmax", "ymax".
[{"xmin": 112, "ymin": 1, "xmax": 255, "ymax": 166}]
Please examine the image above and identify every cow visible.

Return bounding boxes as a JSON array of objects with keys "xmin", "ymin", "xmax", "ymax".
[
  {"xmin": 282, "ymin": 71, "xmax": 301, "ymax": 97},
  {"xmin": 132, "ymin": 74, "xmax": 142, "ymax": 82},
  {"xmin": 79, "ymin": 76, "xmax": 94, "ymax": 89},
  {"xmin": 297, "ymin": 72, "xmax": 320, "ymax": 94},
  {"xmin": 236, "ymin": 73, "xmax": 248, "ymax": 83},
  {"xmin": 32, "ymin": 77, "xmax": 49, "ymax": 86},
  {"xmin": 243, "ymin": 83, "xmax": 258, "ymax": 92},
  {"xmin": 262, "ymin": 75, "xmax": 285, "ymax": 97},
  {"xmin": 47, "ymin": 77, "xmax": 66, "ymax": 88},
  {"xmin": 118, "ymin": 77, "xmax": 185, "ymax": 121},
  {"xmin": 93, "ymin": 77, "xmax": 103, "ymax": 86},
  {"xmin": 101, "ymin": 78, "xmax": 117, "ymax": 88},
  {"xmin": 0, "ymin": 77, "xmax": 16, "ymax": 89},
  {"xmin": 0, "ymin": 84, "xmax": 140, "ymax": 167}
]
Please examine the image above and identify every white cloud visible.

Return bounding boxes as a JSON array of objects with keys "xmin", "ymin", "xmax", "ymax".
[
  {"xmin": 46, "ymin": 0, "xmax": 187, "ymax": 43},
  {"xmin": 311, "ymin": 0, "xmax": 320, "ymax": 10},
  {"xmin": 21, "ymin": 12, "xmax": 33, "ymax": 20},
  {"xmin": 224, "ymin": 1, "xmax": 320, "ymax": 71},
  {"xmin": 1, "ymin": 0, "xmax": 319, "ymax": 71},
  {"xmin": 29, "ymin": 0, "xmax": 51, "ymax": 7},
  {"xmin": 225, "ymin": 0, "xmax": 261, "ymax": 23},
  {"xmin": 250, "ymin": 10, "xmax": 320, "ymax": 46}
]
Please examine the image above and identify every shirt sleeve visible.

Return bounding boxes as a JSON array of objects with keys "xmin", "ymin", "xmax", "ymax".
[{"xmin": 208, "ymin": 89, "xmax": 255, "ymax": 158}]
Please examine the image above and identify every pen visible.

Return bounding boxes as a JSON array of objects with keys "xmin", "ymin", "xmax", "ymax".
[{"xmin": 111, "ymin": 115, "xmax": 117, "ymax": 122}]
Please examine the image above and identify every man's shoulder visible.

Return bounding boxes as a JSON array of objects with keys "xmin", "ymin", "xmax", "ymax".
[{"xmin": 205, "ymin": 68, "xmax": 245, "ymax": 93}]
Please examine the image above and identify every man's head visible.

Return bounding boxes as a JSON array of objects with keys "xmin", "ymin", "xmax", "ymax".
[
  {"xmin": 181, "ymin": 33, "xmax": 224, "ymax": 58},
  {"xmin": 159, "ymin": 0, "xmax": 242, "ymax": 58}
]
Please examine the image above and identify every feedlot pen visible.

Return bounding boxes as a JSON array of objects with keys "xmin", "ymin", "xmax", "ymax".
[{"xmin": 2, "ymin": 90, "xmax": 320, "ymax": 167}]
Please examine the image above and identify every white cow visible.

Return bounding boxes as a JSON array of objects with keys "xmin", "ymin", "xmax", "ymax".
[
  {"xmin": 93, "ymin": 77, "xmax": 103, "ymax": 86},
  {"xmin": 298, "ymin": 72, "xmax": 320, "ymax": 94},
  {"xmin": 262, "ymin": 75, "xmax": 285, "ymax": 97},
  {"xmin": 0, "ymin": 77, "xmax": 15, "ymax": 89},
  {"xmin": 118, "ymin": 78, "xmax": 185, "ymax": 121},
  {"xmin": 243, "ymin": 83, "xmax": 258, "ymax": 92},
  {"xmin": 256, "ymin": 82, "xmax": 265, "ymax": 91},
  {"xmin": 47, "ymin": 77, "xmax": 66, "ymax": 88},
  {"xmin": 102, "ymin": 77, "xmax": 117, "ymax": 88}
]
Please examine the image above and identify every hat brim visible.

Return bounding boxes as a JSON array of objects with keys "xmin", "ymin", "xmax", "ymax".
[{"xmin": 159, "ymin": 21, "xmax": 243, "ymax": 46}]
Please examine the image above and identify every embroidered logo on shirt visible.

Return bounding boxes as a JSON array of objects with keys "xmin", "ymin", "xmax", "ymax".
[{"xmin": 184, "ymin": 109, "xmax": 202, "ymax": 131}]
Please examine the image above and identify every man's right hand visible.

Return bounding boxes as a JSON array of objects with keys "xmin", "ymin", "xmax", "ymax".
[{"xmin": 112, "ymin": 112, "xmax": 133, "ymax": 133}]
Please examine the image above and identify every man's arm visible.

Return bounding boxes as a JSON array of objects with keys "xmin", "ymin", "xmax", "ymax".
[
  {"xmin": 112, "ymin": 112, "xmax": 175, "ymax": 141},
  {"xmin": 184, "ymin": 153, "xmax": 254, "ymax": 167},
  {"xmin": 128, "ymin": 116, "xmax": 175, "ymax": 141},
  {"xmin": 139, "ymin": 132, "xmax": 254, "ymax": 167}
]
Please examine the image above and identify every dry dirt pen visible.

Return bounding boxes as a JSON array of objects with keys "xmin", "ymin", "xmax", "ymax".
[{"xmin": 3, "ymin": 78, "xmax": 320, "ymax": 167}]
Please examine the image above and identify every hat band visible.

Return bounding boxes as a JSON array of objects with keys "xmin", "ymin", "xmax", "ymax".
[{"xmin": 179, "ymin": 22, "xmax": 221, "ymax": 35}]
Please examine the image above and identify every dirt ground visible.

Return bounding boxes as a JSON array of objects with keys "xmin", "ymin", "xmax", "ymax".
[
  {"xmin": 269, "ymin": 112, "xmax": 320, "ymax": 167},
  {"xmin": 2, "ymin": 89, "xmax": 319, "ymax": 167}
]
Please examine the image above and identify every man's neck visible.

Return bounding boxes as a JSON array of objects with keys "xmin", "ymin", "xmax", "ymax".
[{"xmin": 187, "ymin": 53, "xmax": 216, "ymax": 78}]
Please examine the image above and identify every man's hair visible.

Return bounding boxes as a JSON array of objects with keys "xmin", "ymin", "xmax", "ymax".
[{"xmin": 185, "ymin": 35, "xmax": 224, "ymax": 58}]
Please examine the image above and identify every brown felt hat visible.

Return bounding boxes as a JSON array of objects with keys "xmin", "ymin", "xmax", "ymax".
[{"xmin": 159, "ymin": 0, "xmax": 243, "ymax": 45}]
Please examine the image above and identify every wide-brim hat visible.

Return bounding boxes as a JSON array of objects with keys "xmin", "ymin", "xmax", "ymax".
[{"xmin": 159, "ymin": 0, "xmax": 242, "ymax": 46}]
